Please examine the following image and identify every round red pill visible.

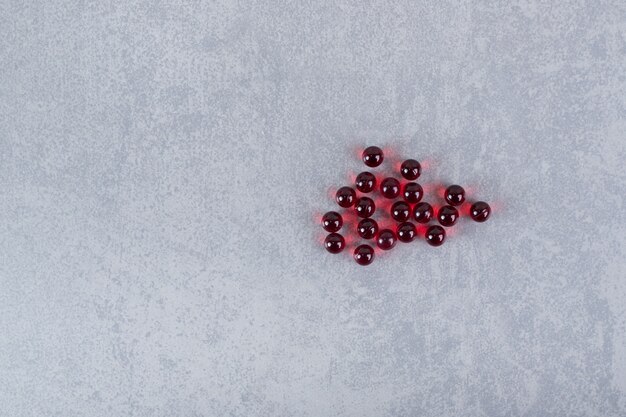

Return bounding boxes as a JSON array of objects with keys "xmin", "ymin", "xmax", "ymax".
[
  {"xmin": 425, "ymin": 225, "xmax": 446, "ymax": 247},
  {"xmin": 324, "ymin": 233, "xmax": 345, "ymax": 253},
  {"xmin": 376, "ymin": 229, "xmax": 396, "ymax": 250},
  {"xmin": 335, "ymin": 187, "xmax": 356, "ymax": 208},
  {"xmin": 400, "ymin": 159, "xmax": 421, "ymax": 180},
  {"xmin": 445, "ymin": 185, "xmax": 465, "ymax": 206},
  {"xmin": 354, "ymin": 197, "xmax": 376, "ymax": 218},
  {"xmin": 362, "ymin": 146, "xmax": 384, "ymax": 167},
  {"xmin": 403, "ymin": 182, "xmax": 423, "ymax": 203},
  {"xmin": 357, "ymin": 218, "xmax": 378, "ymax": 239},
  {"xmin": 391, "ymin": 201, "xmax": 411, "ymax": 222},
  {"xmin": 321, "ymin": 211, "xmax": 342, "ymax": 232},
  {"xmin": 413, "ymin": 202, "xmax": 434, "ymax": 224},
  {"xmin": 355, "ymin": 172, "xmax": 376, "ymax": 193},
  {"xmin": 380, "ymin": 177, "xmax": 400, "ymax": 199},
  {"xmin": 470, "ymin": 201, "xmax": 491, "ymax": 222},
  {"xmin": 353, "ymin": 244, "xmax": 375, "ymax": 266},
  {"xmin": 438, "ymin": 205, "xmax": 459, "ymax": 227},
  {"xmin": 397, "ymin": 222, "xmax": 417, "ymax": 243}
]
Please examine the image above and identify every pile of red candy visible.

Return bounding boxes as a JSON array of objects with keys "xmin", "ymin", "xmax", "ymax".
[{"xmin": 321, "ymin": 146, "xmax": 492, "ymax": 266}]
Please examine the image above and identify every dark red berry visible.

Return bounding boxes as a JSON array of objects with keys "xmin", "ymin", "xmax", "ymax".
[
  {"xmin": 354, "ymin": 244, "xmax": 375, "ymax": 266},
  {"xmin": 397, "ymin": 222, "xmax": 417, "ymax": 243},
  {"xmin": 335, "ymin": 186, "xmax": 356, "ymax": 208},
  {"xmin": 324, "ymin": 233, "xmax": 345, "ymax": 253},
  {"xmin": 354, "ymin": 197, "xmax": 375, "ymax": 218},
  {"xmin": 445, "ymin": 185, "xmax": 465, "ymax": 206},
  {"xmin": 470, "ymin": 201, "xmax": 491, "ymax": 222},
  {"xmin": 357, "ymin": 218, "xmax": 378, "ymax": 239},
  {"xmin": 380, "ymin": 177, "xmax": 400, "ymax": 199},
  {"xmin": 355, "ymin": 172, "xmax": 376, "ymax": 193},
  {"xmin": 425, "ymin": 225, "xmax": 445, "ymax": 247},
  {"xmin": 403, "ymin": 182, "xmax": 423, "ymax": 203},
  {"xmin": 321, "ymin": 211, "xmax": 342, "ymax": 232},
  {"xmin": 400, "ymin": 159, "xmax": 421, "ymax": 180},
  {"xmin": 362, "ymin": 146, "xmax": 384, "ymax": 167},
  {"xmin": 376, "ymin": 229, "xmax": 396, "ymax": 250},
  {"xmin": 413, "ymin": 202, "xmax": 434, "ymax": 224},
  {"xmin": 438, "ymin": 205, "xmax": 459, "ymax": 227},
  {"xmin": 391, "ymin": 201, "xmax": 411, "ymax": 222}
]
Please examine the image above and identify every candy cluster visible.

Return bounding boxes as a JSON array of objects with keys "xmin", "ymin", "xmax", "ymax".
[{"xmin": 320, "ymin": 146, "xmax": 492, "ymax": 266}]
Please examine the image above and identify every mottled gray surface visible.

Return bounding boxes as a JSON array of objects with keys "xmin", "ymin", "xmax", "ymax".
[{"xmin": 1, "ymin": 1, "xmax": 625, "ymax": 416}]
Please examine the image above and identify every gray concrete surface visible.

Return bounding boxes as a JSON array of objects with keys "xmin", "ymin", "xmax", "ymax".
[{"xmin": 1, "ymin": 1, "xmax": 626, "ymax": 416}]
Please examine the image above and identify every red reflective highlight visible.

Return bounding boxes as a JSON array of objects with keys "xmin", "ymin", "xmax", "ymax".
[
  {"xmin": 435, "ymin": 184, "xmax": 447, "ymax": 200},
  {"xmin": 490, "ymin": 200, "xmax": 504, "ymax": 213},
  {"xmin": 460, "ymin": 201, "xmax": 473, "ymax": 217},
  {"xmin": 420, "ymin": 158, "xmax": 435, "ymax": 170},
  {"xmin": 381, "ymin": 146, "xmax": 397, "ymax": 161}
]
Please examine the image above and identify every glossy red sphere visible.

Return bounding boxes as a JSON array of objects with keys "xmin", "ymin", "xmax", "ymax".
[
  {"xmin": 362, "ymin": 146, "xmax": 384, "ymax": 167},
  {"xmin": 397, "ymin": 222, "xmax": 417, "ymax": 243},
  {"xmin": 470, "ymin": 201, "xmax": 491, "ymax": 222},
  {"xmin": 438, "ymin": 205, "xmax": 459, "ymax": 227},
  {"xmin": 335, "ymin": 186, "xmax": 356, "ymax": 208},
  {"xmin": 357, "ymin": 218, "xmax": 378, "ymax": 239},
  {"xmin": 355, "ymin": 172, "xmax": 376, "ymax": 193},
  {"xmin": 403, "ymin": 182, "xmax": 423, "ymax": 204},
  {"xmin": 324, "ymin": 233, "xmax": 345, "ymax": 253},
  {"xmin": 380, "ymin": 177, "xmax": 400, "ymax": 199},
  {"xmin": 354, "ymin": 197, "xmax": 376, "ymax": 218},
  {"xmin": 391, "ymin": 201, "xmax": 411, "ymax": 222},
  {"xmin": 321, "ymin": 211, "xmax": 342, "ymax": 232},
  {"xmin": 354, "ymin": 244, "xmax": 375, "ymax": 266},
  {"xmin": 413, "ymin": 202, "xmax": 434, "ymax": 224},
  {"xmin": 425, "ymin": 225, "xmax": 446, "ymax": 247},
  {"xmin": 376, "ymin": 229, "xmax": 396, "ymax": 250},
  {"xmin": 445, "ymin": 184, "xmax": 465, "ymax": 206},
  {"xmin": 400, "ymin": 159, "xmax": 421, "ymax": 180}
]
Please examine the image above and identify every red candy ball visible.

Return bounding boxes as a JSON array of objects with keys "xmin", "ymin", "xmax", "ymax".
[
  {"xmin": 397, "ymin": 222, "xmax": 417, "ymax": 243},
  {"xmin": 357, "ymin": 218, "xmax": 378, "ymax": 239},
  {"xmin": 470, "ymin": 201, "xmax": 491, "ymax": 222},
  {"xmin": 355, "ymin": 197, "xmax": 376, "ymax": 218},
  {"xmin": 354, "ymin": 244, "xmax": 375, "ymax": 266},
  {"xmin": 376, "ymin": 229, "xmax": 396, "ymax": 250},
  {"xmin": 425, "ymin": 225, "xmax": 446, "ymax": 247},
  {"xmin": 335, "ymin": 186, "xmax": 356, "ymax": 208},
  {"xmin": 413, "ymin": 202, "xmax": 434, "ymax": 224},
  {"xmin": 324, "ymin": 233, "xmax": 345, "ymax": 253},
  {"xmin": 380, "ymin": 177, "xmax": 400, "ymax": 199},
  {"xmin": 391, "ymin": 201, "xmax": 411, "ymax": 222},
  {"xmin": 362, "ymin": 146, "xmax": 384, "ymax": 167},
  {"xmin": 445, "ymin": 184, "xmax": 465, "ymax": 206},
  {"xmin": 403, "ymin": 182, "xmax": 423, "ymax": 203},
  {"xmin": 355, "ymin": 172, "xmax": 376, "ymax": 193},
  {"xmin": 321, "ymin": 211, "xmax": 342, "ymax": 232},
  {"xmin": 400, "ymin": 159, "xmax": 421, "ymax": 180},
  {"xmin": 438, "ymin": 205, "xmax": 459, "ymax": 227}
]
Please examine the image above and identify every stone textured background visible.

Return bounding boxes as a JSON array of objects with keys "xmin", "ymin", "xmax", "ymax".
[{"xmin": 1, "ymin": 1, "xmax": 625, "ymax": 416}]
